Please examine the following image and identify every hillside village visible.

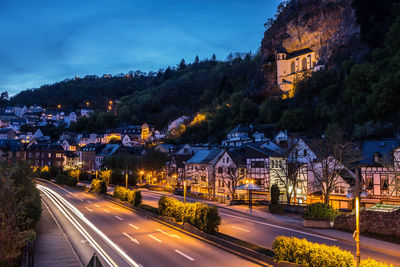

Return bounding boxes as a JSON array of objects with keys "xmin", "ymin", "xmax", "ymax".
[{"xmin": 1, "ymin": 103, "xmax": 399, "ymax": 210}]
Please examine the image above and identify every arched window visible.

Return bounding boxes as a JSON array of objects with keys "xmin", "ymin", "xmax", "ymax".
[
  {"xmin": 302, "ymin": 57, "xmax": 307, "ymax": 70},
  {"xmin": 290, "ymin": 61, "xmax": 295, "ymax": 74},
  {"xmin": 307, "ymin": 55, "xmax": 312, "ymax": 69}
]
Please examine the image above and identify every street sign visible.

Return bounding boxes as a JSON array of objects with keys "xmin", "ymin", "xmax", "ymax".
[{"xmin": 87, "ymin": 252, "xmax": 103, "ymax": 267}]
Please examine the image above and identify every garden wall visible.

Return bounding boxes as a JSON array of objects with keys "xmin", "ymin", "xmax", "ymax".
[{"xmin": 334, "ymin": 209, "xmax": 400, "ymax": 237}]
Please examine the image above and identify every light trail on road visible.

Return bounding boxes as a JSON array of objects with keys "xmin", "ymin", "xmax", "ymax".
[{"xmin": 37, "ymin": 184, "xmax": 141, "ymax": 267}]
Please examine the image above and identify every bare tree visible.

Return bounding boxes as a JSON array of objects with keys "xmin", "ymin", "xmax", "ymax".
[
  {"xmin": 307, "ymin": 128, "xmax": 360, "ymax": 204},
  {"xmin": 221, "ymin": 167, "xmax": 246, "ymax": 199},
  {"xmin": 270, "ymin": 158, "xmax": 303, "ymax": 204}
]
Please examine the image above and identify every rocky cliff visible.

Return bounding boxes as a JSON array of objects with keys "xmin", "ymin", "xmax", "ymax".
[{"xmin": 259, "ymin": 0, "xmax": 360, "ymax": 95}]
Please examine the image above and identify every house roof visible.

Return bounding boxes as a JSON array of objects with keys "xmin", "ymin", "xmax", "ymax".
[
  {"xmin": 336, "ymin": 169, "xmax": 355, "ymax": 185},
  {"xmin": 97, "ymin": 144, "xmax": 120, "ymax": 156},
  {"xmin": 226, "ymin": 150, "xmax": 246, "ymax": 166},
  {"xmin": 27, "ymin": 142, "xmax": 64, "ymax": 151},
  {"xmin": 360, "ymin": 139, "xmax": 400, "ymax": 166},
  {"xmin": 0, "ymin": 139, "xmax": 23, "ymax": 152},
  {"xmin": 82, "ymin": 143, "xmax": 105, "ymax": 152},
  {"xmin": 186, "ymin": 149, "xmax": 222, "ymax": 164},
  {"xmin": 228, "ymin": 125, "xmax": 251, "ymax": 134},
  {"xmin": 241, "ymin": 143, "xmax": 283, "ymax": 158},
  {"xmin": 285, "ymin": 48, "xmax": 313, "ymax": 59},
  {"xmin": 169, "ymin": 154, "xmax": 193, "ymax": 168}
]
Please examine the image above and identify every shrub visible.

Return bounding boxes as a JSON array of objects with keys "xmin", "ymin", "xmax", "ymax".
[
  {"xmin": 273, "ymin": 236, "xmax": 353, "ymax": 267},
  {"xmin": 269, "ymin": 184, "xmax": 283, "ymax": 214},
  {"xmin": 158, "ymin": 196, "xmax": 221, "ymax": 233},
  {"xmin": 133, "ymin": 190, "xmax": 142, "ymax": 206},
  {"xmin": 55, "ymin": 174, "xmax": 77, "ymax": 186},
  {"xmin": 113, "ymin": 186, "xmax": 129, "ymax": 200},
  {"xmin": 303, "ymin": 203, "xmax": 338, "ymax": 221},
  {"xmin": 90, "ymin": 179, "xmax": 107, "ymax": 194},
  {"xmin": 361, "ymin": 258, "xmax": 393, "ymax": 267}
]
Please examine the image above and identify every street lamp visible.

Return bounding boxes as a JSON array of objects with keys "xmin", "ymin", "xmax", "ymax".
[
  {"xmin": 346, "ymin": 168, "xmax": 368, "ymax": 267},
  {"xmin": 122, "ymin": 169, "xmax": 132, "ymax": 188},
  {"xmin": 139, "ymin": 171, "xmax": 144, "ymax": 185}
]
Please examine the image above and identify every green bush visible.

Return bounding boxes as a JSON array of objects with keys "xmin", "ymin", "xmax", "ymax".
[
  {"xmin": 269, "ymin": 184, "xmax": 283, "ymax": 214},
  {"xmin": 158, "ymin": 196, "xmax": 221, "ymax": 234},
  {"xmin": 360, "ymin": 258, "xmax": 393, "ymax": 267},
  {"xmin": 55, "ymin": 174, "xmax": 77, "ymax": 186},
  {"xmin": 303, "ymin": 203, "xmax": 339, "ymax": 221},
  {"xmin": 273, "ymin": 236, "xmax": 353, "ymax": 267},
  {"xmin": 113, "ymin": 186, "xmax": 129, "ymax": 200},
  {"xmin": 89, "ymin": 179, "xmax": 107, "ymax": 194},
  {"xmin": 133, "ymin": 190, "xmax": 142, "ymax": 206},
  {"xmin": 113, "ymin": 187, "xmax": 142, "ymax": 206}
]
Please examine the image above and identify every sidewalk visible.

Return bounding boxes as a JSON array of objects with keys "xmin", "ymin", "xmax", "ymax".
[
  {"xmin": 141, "ymin": 189, "xmax": 400, "ymax": 258},
  {"xmin": 34, "ymin": 200, "xmax": 82, "ymax": 267}
]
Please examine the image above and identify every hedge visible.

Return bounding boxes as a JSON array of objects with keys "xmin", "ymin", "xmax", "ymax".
[
  {"xmin": 360, "ymin": 258, "xmax": 393, "ymax": 267},
  {"xmin": 273, "ymin": 236, "xmax": 353, "ymax": 267},
  {"xmin": 55, "ymin": 174, "xmax": 78, "ymax": 186},
  {"xmin": 89, "ymin": 179, "xmax": 107, "ymax": 194},
  {"xmin": 158, "ymin": 196, "xmax": 221, "ymax": 234},
  {"xmin": 112, "ymin": 186, "xmax": 142, "ymax": 206},
  {"xmin": 303, "ymin": 202, "xmax": 339, "ymax": 221}
]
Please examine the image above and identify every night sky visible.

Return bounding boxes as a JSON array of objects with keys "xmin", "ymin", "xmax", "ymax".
[{"xmin": 0, "ymin": 0, "xmax": 280, "ymax": 95}]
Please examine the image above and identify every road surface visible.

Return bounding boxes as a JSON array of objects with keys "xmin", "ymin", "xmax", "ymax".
[
  {"xmin": 140, "ymin": 190, "xmax": 400, "ymax": 265},
  {"xmin": 37, "ymin": 181, "xmax": 262, "ymax": 267}
]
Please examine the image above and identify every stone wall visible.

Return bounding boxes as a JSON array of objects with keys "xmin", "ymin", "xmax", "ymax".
[{"xmin": 334, "ymin": 210, "xmax": 400, "ymax": 237}]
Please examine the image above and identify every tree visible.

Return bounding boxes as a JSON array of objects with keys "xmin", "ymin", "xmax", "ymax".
[
  {"xmin": 178, "ymin": 59, "xmax": 187, "ymax": 70},
  {"xmin": 211, "ymin": 54, "xmax": 217, "ymax": 62},
  {"xmin": 239, "ymin": 98, "xmax": 258, "ymax": 123},
  {"xmin": 307, "ymin": 128, "xmax": 360, "ymax": 204},
  {"xmin": 194, "ymin": 55, "xmax": 200, "ymax": 64},
  {"xmin": 220, "ymin": 166, "xmax": 245, "ymax": 199},
  {"xmin": 270, "ymin": 155, "xmax": 304, "ymax": 205},
  {"xmin": 99, "ymin": 170, "xmax": 112, "ymax": 184}
]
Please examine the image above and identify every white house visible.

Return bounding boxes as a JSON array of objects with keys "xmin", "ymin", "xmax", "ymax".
[
  {"xmin": 222, "ymin": 125, "xmax": 252, "ymax": 147},
  {"xmin": 64, "ymin": 112, "xmax": 77, "ymax": 127}
]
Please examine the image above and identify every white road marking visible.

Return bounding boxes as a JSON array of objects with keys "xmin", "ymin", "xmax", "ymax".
[
  {"xmin": 108, "ymin": 205, "xmax": 119, "ymax": 210},
  {"xmin": 95, "ymin": 204, "xmax": 100, "ymax": 208},
  {"xmin": 115, "ymin": 216, "xmax": 123, "ymax": 221},
  {"xmin": 174, "ymin": 249, "xmax": 194, "ymax": 261},
  {"xmin": 220, "ymin": 212, "xmax": 337, "ymax": 242},
  {"xmin": 87, "ymin": 200, "xmax": 92, "ymax": 203},
  {"xmin": 85, "ymin": 207, "xmax": 93, "ymax": 212},
  {"xmin": 129, "ymin": 224, "xmax": 139, "ymax": 230},
  {"xmin": 123, "ymin": 232, "xmax": 140, "ymax": 245},
  {"xmin": 37, "ymin": 184, "xmax": 141, "ymax": 267},
  {"xmin": 104, "ymin": 209, "xmax": 110, "ymax": 213},
  {"xmin": 156, "ymin": 229, "xmax": 181, "ymax": 239},
  {"xmin": 232, "ymin": 226, "xmax": 250, "ymax": 232},
  {"xmin": 148, "ymin": 234, "xmax": 162, "ymax": 243}
]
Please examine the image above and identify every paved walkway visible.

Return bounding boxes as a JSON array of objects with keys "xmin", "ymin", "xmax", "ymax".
[{"xmin": 34, "ymin": 200, "xmax": 82, "ymax": 267}]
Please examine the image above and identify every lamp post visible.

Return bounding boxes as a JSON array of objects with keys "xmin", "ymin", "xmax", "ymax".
[
  {"xmin": 183, "ymin": 180, "xmax": 187, "ymax": 203},
  {"xmin": 139, "ymin": 171, "xmax": 144, "ymax": 185},
  {"xmin": 346, "ymin": 168, "xmax": 368, "ymax": 267}
]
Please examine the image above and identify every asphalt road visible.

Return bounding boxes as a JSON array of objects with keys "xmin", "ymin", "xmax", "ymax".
[
  {"xmin": 38, "ymin": 182, "xmax": 261, "ymax": 267},
  {"xmin": 140, "ymin": 190, "xmax": 400, "ymax": 265}
]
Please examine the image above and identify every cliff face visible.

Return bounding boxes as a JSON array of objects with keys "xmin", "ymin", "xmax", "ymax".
[{"xmin": 259, "ymin": 0, "xmax": 360, "ymax": 95}]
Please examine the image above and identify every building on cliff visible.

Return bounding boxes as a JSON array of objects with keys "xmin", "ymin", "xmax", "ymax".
[{"xmin": 276, "ymin": 48, "xmax": 324, "ymax": 98}]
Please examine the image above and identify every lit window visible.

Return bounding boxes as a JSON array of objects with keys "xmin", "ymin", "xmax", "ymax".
[{"xmin": 56, "ymin": 153, "xmax": 62, "ymax": 158}]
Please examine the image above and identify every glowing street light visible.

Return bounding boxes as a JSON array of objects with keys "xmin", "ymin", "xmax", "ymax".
[{"xmin": 346, "ymin": 168, "xmax": 368, "ymax": 267}]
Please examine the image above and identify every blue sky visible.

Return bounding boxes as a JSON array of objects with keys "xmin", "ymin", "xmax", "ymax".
[{"xmin": 0, "ymin": 0, "xmax": 280, "ymax": 95}]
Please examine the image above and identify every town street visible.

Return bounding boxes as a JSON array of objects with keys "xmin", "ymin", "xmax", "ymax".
[
  {"xmin": 37, "ymin": 181, "xmax": 262, "ymax": 267},
  {"xmin": 139, "ymin": 189, "xmax": 400, "ymax": 265}
]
